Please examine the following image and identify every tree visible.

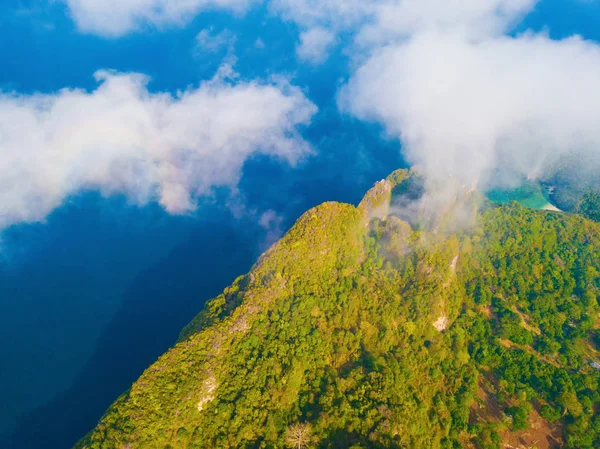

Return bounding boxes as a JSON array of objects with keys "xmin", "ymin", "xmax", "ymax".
[
  {"xmin": 506, "ymin": 405, "xmax": 529, "ymax": 430},
  {"xmin": 285, "ymin": 423, "xmax": 314, "ymax": 449},
  {"xmin": 578, "ymin": 191, "xmax": 600, "ymax": 222},
  {"xmin": 558, "ymin": 391, "xmax": 583, "ymax": 417}
]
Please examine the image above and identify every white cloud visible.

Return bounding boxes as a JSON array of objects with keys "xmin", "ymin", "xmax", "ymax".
[
  {"xmin": 341, "ymin": 11, "xmax": 600, "ymax": 195},
  {"xmin": 63, "ymin": 0, "xmax": 536, "ymax": 40},
  {"xmin": 258, "ymin": 209, "xmax": 284, "ymax": 248},
  {"xmin": 196, "ymin": 27, "xmax": 237, "ymax": 53},
  {"xmin": 0, "ymin": 67, "xmax": 316, "ymax": 229},
  {"xmin": 270, "ymin": 0, "xmax": 371, "ymax": 29},
  {"xmin": 47, "ymin": 0, "xmax": 600, "ymax": 206},
  {"xmin": 272, "ymin": 0, "xmax": 536, "ymax": 40},
  {"xmin": 296, "ymin": 27, "xmax": 336, "ymax": 64},
  {"xmin": 63, "ymin": 0, "xmax": 252, "ymax": 36}
]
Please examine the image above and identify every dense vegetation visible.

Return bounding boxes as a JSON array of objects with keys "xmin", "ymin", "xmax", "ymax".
[
  {"xmin": 578, "ymin": 192, "xmax": 600, "ymax": 222},
  {"xmin": 77, "ymin": 170, "xmax": 600, "ymax": 449}
]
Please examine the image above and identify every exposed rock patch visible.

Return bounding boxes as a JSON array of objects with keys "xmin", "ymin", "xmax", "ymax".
[
  {"xmin": 433, "ymin": 315, "xmax": 448, "ymax": 332},
  {"xmin": 197, "ymin": 376, "xmax": 217, "ymax": 412}
]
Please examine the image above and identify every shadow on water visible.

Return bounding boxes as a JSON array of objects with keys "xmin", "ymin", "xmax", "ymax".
[{"xmin": 3, "ymin": 217, "xmax": 256, "ymax": 449}]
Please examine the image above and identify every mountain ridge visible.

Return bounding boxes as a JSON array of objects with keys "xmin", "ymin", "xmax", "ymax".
[{"xmin": 77, "ymin": 169, "xmax": 600, "ymax": 449}]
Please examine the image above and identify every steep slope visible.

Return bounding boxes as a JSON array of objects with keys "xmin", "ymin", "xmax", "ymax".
[
  {"xmin": 542, "ymin": 154, "xmax": 600, "ymax": 220},
  {"xmin": 77, "ymin": 170, "xmax": 600, "ymax": 449}
]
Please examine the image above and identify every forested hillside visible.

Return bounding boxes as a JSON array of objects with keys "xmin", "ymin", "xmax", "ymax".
[
  {"xmin": 77, "ymin": 170, "xmax": 600, "ymax": 449},
  {"xmin": 543, "ymin": 154, "xmax": 600, "ymax": 221}
]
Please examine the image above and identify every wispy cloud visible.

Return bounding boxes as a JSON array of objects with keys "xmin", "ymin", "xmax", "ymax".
[
  {"xmin": 0, "ymin": 66, "xmax": 316, "ymax": 229},
  {"xmin": 272, "ymin": 0, "xmax": 536, "ymax": 40},
  {"xmin": 62, "ymin": 0, "xmax": 536, "ymax": 39},
  {"xmin": 195, "ymin": 28, "xmax": 237, "ymax": 54},
  {"xmin": 338, "ymin": 1, "xmax": 600, "ymax": 196},
  {"xmin": 63, "ymin": 0, "xmax": 253, "ymax": 36},
  {"xmin": 296, "ymin": 27, "xmax": 336, "ymax": 65}
]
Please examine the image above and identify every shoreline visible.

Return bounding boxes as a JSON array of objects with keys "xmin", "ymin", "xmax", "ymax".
[{"xmin": 542, "ymin": 203, "xmax": 562, "ymax": 212}]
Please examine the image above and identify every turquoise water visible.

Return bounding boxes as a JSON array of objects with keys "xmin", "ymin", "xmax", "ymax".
[{"xmin": 487, "ymin": 181, "xmax": 554, "ymax": 210}]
